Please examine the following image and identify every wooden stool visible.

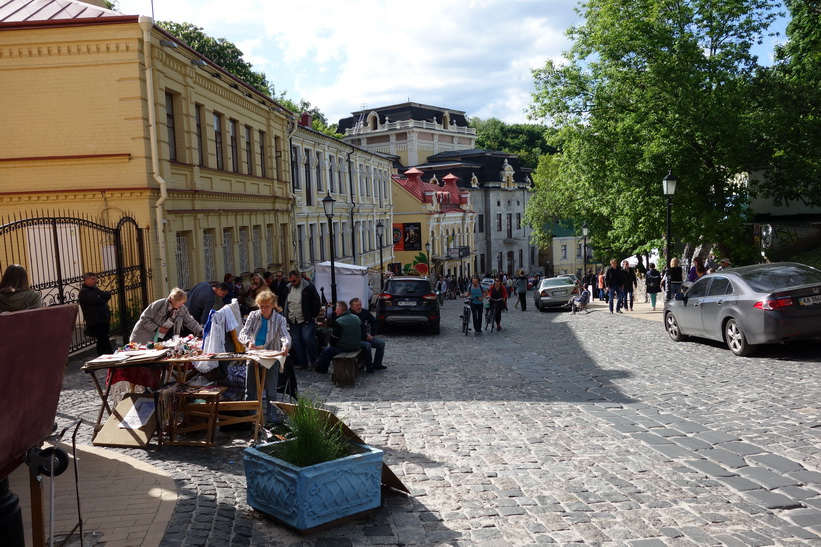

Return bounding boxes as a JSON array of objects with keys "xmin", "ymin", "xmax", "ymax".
[
  {"xmin": 156, "ymin": 385, "xmax": 227, "ymax": 450},
  {"xmin": 331, "ymin": 350, "xmax": 363, "ymax": 387}
]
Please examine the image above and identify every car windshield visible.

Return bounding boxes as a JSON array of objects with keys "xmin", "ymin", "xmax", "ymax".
[
  {"xmin": 541, "ymin": 278, "xmax": 574, "ymax": 287},
  {"xmin": 736, "ymin": 264, "xmax": 821, "ymax": 292},
  {"xmin": 387, "ymin": 280, "xmax": 431, "ymax": 295}
]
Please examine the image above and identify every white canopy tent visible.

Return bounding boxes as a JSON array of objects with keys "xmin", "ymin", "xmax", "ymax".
[{"xmin": 313, "ymin": 261, "xmax": 374, "ymax": 309}]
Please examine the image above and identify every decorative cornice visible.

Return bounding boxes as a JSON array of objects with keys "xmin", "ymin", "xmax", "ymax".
[
  {"xmin": 0, "ymin": 39, "xmax": 137, "ymax": 60},
  {"xmin": 0, "ymin": 153, "xmax": 131, "ymax": 166}
]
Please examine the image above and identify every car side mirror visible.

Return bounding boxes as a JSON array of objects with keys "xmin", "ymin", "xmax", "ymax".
[{"xmin": 674, "ymin": 293, "xmax": 685, "ymax": 301}]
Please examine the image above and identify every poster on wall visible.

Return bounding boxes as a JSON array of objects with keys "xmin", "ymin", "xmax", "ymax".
[
  {"xmin": 392, "ymin": 224, "xmax": 404, "ymax": 252},
  {"xmin": 402, "ymin": 223, "xmax": 422, "ymax": 251}
]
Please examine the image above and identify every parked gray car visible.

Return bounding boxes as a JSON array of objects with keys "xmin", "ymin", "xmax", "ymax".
[
  {"xmin": 663, "ymin": 262, "xmax": 821, "ymax": 356},
  {"xmin": 534, "ymin": 276, "xmax": 579, "ymax": 311}
]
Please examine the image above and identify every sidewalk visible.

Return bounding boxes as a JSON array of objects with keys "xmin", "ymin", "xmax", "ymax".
[
  {"xmin": 8, "ymin": 421, "xmax": 176, "ymax": 547},
  {"xmin": 586, "ymin": 294, "xmax": 664, "ymax": 321}
]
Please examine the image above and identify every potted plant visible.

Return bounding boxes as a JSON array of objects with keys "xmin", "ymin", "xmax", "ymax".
[{"xmin": 243, "ymin": 395, "xmax": 383, "ymax": 531}]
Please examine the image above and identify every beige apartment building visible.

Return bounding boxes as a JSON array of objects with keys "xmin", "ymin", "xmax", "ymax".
[{"xmin": 0, "ymin": 0, "xmax": 294, "ymax": 299}]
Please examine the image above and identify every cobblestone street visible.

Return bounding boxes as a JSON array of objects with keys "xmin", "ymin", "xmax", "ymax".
[{"xmin": 53, "ymin": 296, "xmax": 821, "ymax": 545}]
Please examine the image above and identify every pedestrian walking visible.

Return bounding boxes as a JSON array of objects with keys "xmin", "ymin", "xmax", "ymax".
[
  {"xmin": 514, "ymin": 270, "xmax": 528, "ymax": 311},
  {"xmin": 78, "ymin": 272, "xmax": 113, "ymax": 356},
  {"xmin": 664, "ymin": 257, "xmax": 684, "ymax": 301},
  {"xmin": 463, "ymin": 275, "xmax": 487, "ymax": 335},
  {"xmin": 488, "ymin": 278, "xmax": 508, "ymax": 331},
  {"xmin": 604, "ymin": 259, "xmax": 624, "ymax": 314},
  {"xmin": 645, "ymin": 263, "xmax": 662, "ymax": 311},
  {"xmin": 622, "ymin": 260, "xmax": 637, "ymax": 311}
]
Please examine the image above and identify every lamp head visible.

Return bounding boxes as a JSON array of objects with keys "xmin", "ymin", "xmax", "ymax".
[
  {"xmin": 662, "ymin": 170, "xmax": 678, "ymax": 196},
  {"xmin": 322, "ymin": 192, "xmax": 335, "ymax": 218}
]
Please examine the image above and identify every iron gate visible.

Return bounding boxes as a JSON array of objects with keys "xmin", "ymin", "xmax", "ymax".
[{"xmin": 0, "ymin": 211, "xmax": 150, "ymax": 353}]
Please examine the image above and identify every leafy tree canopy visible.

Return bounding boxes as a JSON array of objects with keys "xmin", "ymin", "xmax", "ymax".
[
  {"xmin": 750, "ymin": 0, "xmax": 821, "ymax": 207},
  {"xmin": 468, "ymin": 117, "xmax": 555, "ymax": 169},
  {"xmin": 526, "ymin": 0, "xmax": 783, "ymax": 264}
]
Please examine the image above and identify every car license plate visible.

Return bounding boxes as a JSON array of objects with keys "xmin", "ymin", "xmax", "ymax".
[
  {"xmin": 552, "ymin": 290, "xmax": 567, "ymax": 296},
  {"xmin": 799, "ymin": 294, "xmax": 821, "ymax": 306},
  {"xmin": 398, "ymin": 301, "xmax": 415, "ymax": 306}
]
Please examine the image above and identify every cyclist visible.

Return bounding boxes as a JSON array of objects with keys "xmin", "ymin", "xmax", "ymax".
[
  {"xmin": 488, "ymin": 277, "xmax": 509, "ymax": 332},
  {"xmin": 463, "ymin": 275, "xmax": 487, "ymax": 336}
]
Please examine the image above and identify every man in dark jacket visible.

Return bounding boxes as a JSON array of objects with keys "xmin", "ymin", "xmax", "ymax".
[
  {"xmin": 270, "ymin": 270, "xmax": 290, "ymax": 307},
  {"xmin": 621, "ymin": 260, "xmax": 638, "ymax": 311},
  {"xmin": 78, "ymin": 272, "xmax": 113, "ymax": 355},
  {"xmin": 349, "ymin": 297, "xmax": 384, "ymax": 372},
  {"xmin": 314, "ymin": 301, "xmax": 363, "ymax": 374},
  {"xmin": 185, "ymin": 281, "xmax": 229, "ymax": 325},
  {"xmin": 604, "ymin": 259, "xmax": 625, "ymax": 314},
  {"xmin": 283, "ymin": 269, "xmax": 322, "ymax": 370}
]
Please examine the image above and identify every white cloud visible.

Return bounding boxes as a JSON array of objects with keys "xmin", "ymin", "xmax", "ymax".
[{"xmin": 117, "ymin": 0, "xmax": 577, "ymax": 123}]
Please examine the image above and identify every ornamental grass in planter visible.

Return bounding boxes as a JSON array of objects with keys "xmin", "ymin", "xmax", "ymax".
[{"xmin": 243, "ymin": 395, "xmax": 383, "ymax": 531}]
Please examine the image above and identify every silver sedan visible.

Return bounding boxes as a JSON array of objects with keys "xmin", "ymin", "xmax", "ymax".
[
  {"xmin": 534, "ymin": 276, "xmax": 579, "ymax": 311},
  {"xmin": 663, "ymin": 262, "xmax": 821, "ymax": 356}
]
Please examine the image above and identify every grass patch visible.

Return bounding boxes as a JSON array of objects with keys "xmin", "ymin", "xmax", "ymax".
[{"xmin": 264, "ymin": 395, "xmax": 349, "ymax": 467}]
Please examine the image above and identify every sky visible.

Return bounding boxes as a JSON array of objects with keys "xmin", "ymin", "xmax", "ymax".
[{"xmin": 113, "ymin": 0, "xmax": 788, "ymax": 126}]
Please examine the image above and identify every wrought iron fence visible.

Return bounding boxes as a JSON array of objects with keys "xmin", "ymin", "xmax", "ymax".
[{"xmin": 0, "ymin": 211, "xmax": 150, "ymax": 353}]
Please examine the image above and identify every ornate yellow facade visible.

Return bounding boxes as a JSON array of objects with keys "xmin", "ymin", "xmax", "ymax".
[{"xmin": 0, "ymin": 13, "xmax": 294, "ymax": 298}]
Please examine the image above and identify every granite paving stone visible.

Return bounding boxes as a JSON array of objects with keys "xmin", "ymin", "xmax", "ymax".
[{"xmin": 51, "ymin": 298, "xmax": 821, "ymax": 545}]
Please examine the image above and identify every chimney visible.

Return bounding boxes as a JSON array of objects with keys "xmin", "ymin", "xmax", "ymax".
[{"xmin": 299, "ymin": 112, "xmax": 312, "ymax": 127}]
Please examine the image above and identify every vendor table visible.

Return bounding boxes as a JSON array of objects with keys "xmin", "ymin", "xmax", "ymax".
[{"xmin": 82, "ymin": 352, "xmax": 276, "ymax": 444}]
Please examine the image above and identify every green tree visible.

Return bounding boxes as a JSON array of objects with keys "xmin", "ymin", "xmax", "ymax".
[
  {"xmin": 527, "ymin": 0, "xmax": 782, "ymax": 263},
  {"xmin": 158, "ymin": 22, "xmax": 271, "ymax": 95},
  {"xmin": 469, "ymin": 117, "xmax": 554, "ymax": 169},
  {"xmin": 751, "ymin": 0, "xmax": 821, "ymax": 206}
]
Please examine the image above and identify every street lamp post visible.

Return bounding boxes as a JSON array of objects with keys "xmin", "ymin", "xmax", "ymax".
[
  {"xmin": 581, "ymin": 222, "xmax": 589, "ymax": 279},
  {"xmin": 662, "ymin": 171, "xmax": 678, "ymax": 299},
  {"xmin": 322, "ymin": 191, "xmax": 337, "ymax": 306},
  {"xmin": 375, "ymin": 220, "xmax": 385, "ymax": 289}
]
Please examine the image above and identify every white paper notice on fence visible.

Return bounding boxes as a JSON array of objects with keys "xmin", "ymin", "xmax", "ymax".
[{"xmin": 119, "ymin": 398, "xmax": 155, "ymax": 429}]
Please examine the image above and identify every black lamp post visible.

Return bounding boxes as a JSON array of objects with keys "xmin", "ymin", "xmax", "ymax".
[
  {"xmin": 662, "ymin": 171, "xmax": 678, "ymax": 272},
  {"xmin": 375, "ymin": 220, "xmax": 385, "ymax": 289},
  {"xmin": 425, "ymin": 242, "xmax": 431, "ymax": 282},
  {"xmin": 322, "ymin": 191, "xmax": 337, "ymax": 305},
  {"xmin": 581, "ymin": 222, "xmax": 589, "ymax": 279}
]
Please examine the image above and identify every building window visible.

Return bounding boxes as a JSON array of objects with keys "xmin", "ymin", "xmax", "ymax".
[
  {"xmin": 214, "ymin": 113, "xmax": 224, "ymax": 170},
  {"xmin": 308, "ymin": 224, "xmax": 316, "ymax": 263},
  {"xmin": 203, "ymin": 229, "xmax": 216, "ymax": 282},
  {"xmin": 175, "ymin": 231, "xmax": 191, "ymax": 289},
  {"xmin": 266, "ymin": 224, "xmax": 275, "ymax": 265},
  {"xmin": 195, "ymin": 104, "xmax": 205, "ymax": 166},
  {"xmin": 576, "ymin": 243, "xmax": 582, "ymax": 258},
  {"xmin": 280, "ymin": 223, "xmax": 288, "ymax": 265},
  {"xmin": 561, "ymin": 244, "xmax": 567, "ymax": 260},
  {"xmin": 480, "ymin": 253, "xmax": 486, "ymax": 274},
  {"xmin": 304, "ymin": 149, "xmax": 313, "ymax": 206},
  {"xmin": 165, "ymin": 92, "xmax": 178, "ymax": 162},
  {"xmin": 245, "ymin": 125, "xmax": 254, "ymax": 176},
  {"xmin": 519, "ymin": 249, "xmax": 523, "ymax": 270},
  {"xmin": 359, "ymin": 163, "xmax": 365, "ymax": 196},
  {"xmin": 516, "ymin": 212, "xmax": 522, "ymax": 229},
  {"xmin": 253, "ymin": 226, "xmax": 262, "ymax": 269},
  {"xmin": 296, "ymin": 225, "xmax": 305, "ymax": 266},
  {"xmin": 506, "ymin": 213, "xmax": 513, "ymax": 238},
  {"xmin": 315, "ymin": 152, "xmax": 323, "ymax": 192},
  {"xmin": 259, "ymin": 130, "xmax": 267, "ymax": 177},
  {"xmin": 291, "ymin": 146, "xmax": 300, "ymax": 190},
  {"xmin": 477, "ymin": 214, "xmax": 484, "ymax": 233},
  {"xmin": 496, "ymin": 252, "xmax": 503, "ymax": 273},
  {"xmin": 319, "ymin": 224, "xmax": 326, "ymax": 261},
  {"xmin": 340, "ymin": 222, "xmax": 347, "ymax": 257},
  {"xmin": 496, "ymin": 214, "xmax": 502, "ymax": 232},
  {"xmin": 238, "ymin": 227, "xmax": 249, "ymax": 273},
  {"xmin": 328, "ymin": 156, "xmax": 336, "ymax": 193},
  {"xmin": 229, "ymin": 119, "xmax": 239, "ymax": 172},
  {"xmin": 223, "ymin": 228, "xmax": 234, "ymax": 274}
]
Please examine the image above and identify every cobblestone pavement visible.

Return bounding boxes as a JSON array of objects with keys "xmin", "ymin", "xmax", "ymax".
[{"xmin": 57, "ymin": 296, "xmax": 821, "ymax": 546}]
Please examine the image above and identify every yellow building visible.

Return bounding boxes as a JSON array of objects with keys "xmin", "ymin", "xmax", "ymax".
[
  {"xmin": 0, "ymin": 0, "xmax": 294, "ymax": 298},
  {"xmin": 289, "ymin": 116, "xmax": 395, "ymax": 274},
  {"xmin": 391, "ymin": 168, "xmax": 475, "ymax": 280}
]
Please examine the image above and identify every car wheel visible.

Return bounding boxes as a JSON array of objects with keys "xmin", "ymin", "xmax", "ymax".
[
  {"xmin": 665, "ymin": 312, "xmax": 683, "ymax": 342},
  {"xmin": 375, "ymin": 320, "xmax": 384, "ymax": 335},
  {"xmin": 724, "ymin": 318, "xmax": 756, "ymax": 356}
]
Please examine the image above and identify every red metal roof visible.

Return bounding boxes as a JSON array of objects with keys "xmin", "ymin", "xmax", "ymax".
[{"xmin": 0, "ymin": 0, "xmax": 120, "ymax": 22}]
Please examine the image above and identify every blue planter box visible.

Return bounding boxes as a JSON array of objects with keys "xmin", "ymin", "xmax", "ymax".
[{"xmin": 244, "ymin": 441, "xmax": 383, "ymax": 531}]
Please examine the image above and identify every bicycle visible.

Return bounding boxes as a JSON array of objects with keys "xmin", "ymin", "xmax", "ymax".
[
  {"xmin": 485, "ymin": 298, "xmax": 504, "ymax": 331},
  {"xmin": 460, "ymin": 300, "xmax": 472, "ymax": 335}
]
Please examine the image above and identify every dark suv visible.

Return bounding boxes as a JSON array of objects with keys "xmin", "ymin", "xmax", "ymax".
[{"xmin": 374, "ymin": 277, "xmax": 440, "ymax": 334}]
